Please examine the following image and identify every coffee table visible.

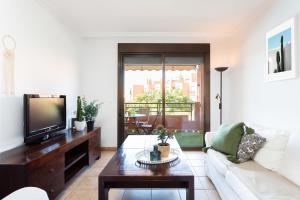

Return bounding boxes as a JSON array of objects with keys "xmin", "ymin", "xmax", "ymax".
[{"xmin": 98, "ymin": 135, "xmax": 194, "ymax": 200}]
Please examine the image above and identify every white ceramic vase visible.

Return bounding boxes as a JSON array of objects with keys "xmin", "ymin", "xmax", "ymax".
[{"xmin": 74, "ymin": 121, "xmax": 86, "ymax": 131}]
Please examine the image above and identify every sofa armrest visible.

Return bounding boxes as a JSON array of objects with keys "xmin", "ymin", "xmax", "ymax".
[{"xmin": 205, "ymin": 132, "xmax": 216, "ymax": 147}]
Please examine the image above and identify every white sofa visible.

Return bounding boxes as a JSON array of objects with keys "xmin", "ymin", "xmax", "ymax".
[{"xmin": 204, "ymin": 124, "xmax": 300, "ymax": 200}]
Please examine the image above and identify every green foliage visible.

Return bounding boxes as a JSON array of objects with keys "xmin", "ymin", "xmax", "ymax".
[
  {"xmin": 135, "ymin": 89, "xmax": 191, "ymax": 103},
  {"xmin": 131, "ymin": 89, "xmax": 192, "ymax": 114},
  {"xmin": 135, "ymin": 90, "xmax": 162, "ymax": 103},
  {"xmin": 82, "ymin": 97, "xmax": 102, "ymax": 121},
  {"xmin": 76, "ymin": 96, "xmax": 84, "ymax": 122},
  {"xmin": 165, "ymin": 89, "xmax": 191, "ymax": 103},
  {"xmin": 153, "ymin": 124, "xmax": 174, "ymax": 145}
]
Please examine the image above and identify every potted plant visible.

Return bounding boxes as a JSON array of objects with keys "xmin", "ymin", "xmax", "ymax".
[
  {"xmin": 82, "ymin": 97, "xmax": 102, "ymax": 131},
  {"xmin": 74, "ymin": 96, "xmax": 86, "ymax": 131},
  {"xmin": 153, "ymin": 125, "xmax": 174, "ymax": 157}
]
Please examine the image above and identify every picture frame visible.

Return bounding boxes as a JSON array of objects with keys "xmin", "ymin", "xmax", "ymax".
[{"xmin": 265, "ymin": 17, "xmax": 296, "ymax": 82}]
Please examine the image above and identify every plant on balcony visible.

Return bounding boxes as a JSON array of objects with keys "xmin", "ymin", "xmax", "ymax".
[
  {"xmin": 153, "ymin": 124, "xmax": 174, "ymax": 157},
  {"xmin": 82, "ymin": 97, "xmax": 102, "ymax": 131},
  {"xmin": 133, "ymin": 89, "xmax": 192, "ymax": 113},
  {"xmin": 75, "ymin": 96, "xmax": 86, "ymax": 131}
]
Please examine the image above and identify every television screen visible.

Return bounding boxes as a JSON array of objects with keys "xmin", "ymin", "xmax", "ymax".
[
  {"xmin": 29, "ymin": 98, "xmax": 65, "ymax": 133},
  {"xmin": 24, "ymin": 94, "xmax": 66, "ymax": 143}
]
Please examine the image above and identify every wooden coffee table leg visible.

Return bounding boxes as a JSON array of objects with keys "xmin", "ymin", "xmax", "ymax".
[
  {"xmin": 186, "ymin": 179, "xmax": 194, "ymax": 200},
  {"xmin": 99, "ymin": 178, "xmax": 109, "ymax": 200}
]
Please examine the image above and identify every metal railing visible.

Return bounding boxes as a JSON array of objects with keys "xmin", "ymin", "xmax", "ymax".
[{"xmin": 124, "ymin": 102, "xmax": 194, "ymax": 118}]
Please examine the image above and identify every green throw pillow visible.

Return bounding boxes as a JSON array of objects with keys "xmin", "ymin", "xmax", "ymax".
[
  {"xmin": 211, "ymin": 122, "xmax": 245, "ymax": 157},
  {"xmin": 245, "ymin": 126, "xmax": 255, "ymax": 134}
]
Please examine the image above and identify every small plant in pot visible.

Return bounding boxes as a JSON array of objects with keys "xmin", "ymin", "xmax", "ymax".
[
  {"xmin": 153, "ymin": 125, "xmax": 174, "ymax": 157},
  {"xmin": 75, "ymin": 96, "xmax": 86, "ymax": 131},
  {"xmin": 82, "ymin": 97, "xmax": 102, "ymax": 131}
]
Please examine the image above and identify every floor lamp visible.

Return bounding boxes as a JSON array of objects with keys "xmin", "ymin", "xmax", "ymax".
[{"xmin": 215, "ymin": 67, "xmax": 228, "ymax": 125}]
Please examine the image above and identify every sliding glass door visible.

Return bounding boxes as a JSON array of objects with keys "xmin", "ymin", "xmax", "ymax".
[
  {"xmin": 164, "ymin": 56, "xmax": 204, "ymax": 148},
  {"xmin": 124, "ymin": 54, "xmax": 163, "ymax": 137},
  {"xmin": 122, "ymin": 54, "xmax": 205, "ymax": 148}
]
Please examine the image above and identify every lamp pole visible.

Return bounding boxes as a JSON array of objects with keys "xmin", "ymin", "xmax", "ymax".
[{"xmin": 215, "ymin": 67, "xmax": 228, "ymax": 125}]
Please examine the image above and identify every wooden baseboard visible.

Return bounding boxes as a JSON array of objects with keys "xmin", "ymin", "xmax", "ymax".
[{"xmin": 101, "ymin": 147, "xmax": 117, "ymax": 151}]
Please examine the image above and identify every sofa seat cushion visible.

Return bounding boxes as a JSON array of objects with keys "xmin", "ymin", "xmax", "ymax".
[
  {"xmin": 226, "ymin": 161, "xmax": 300, "ymax": 200},
  {"xmin": 207, "ymin": 149, "xmax": 233, "ymax": 176}
]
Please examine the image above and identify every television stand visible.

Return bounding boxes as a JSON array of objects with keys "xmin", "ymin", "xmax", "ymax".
[{"xmin": 0, "ymin": 127, "xmax": 101, "ymax": 200}]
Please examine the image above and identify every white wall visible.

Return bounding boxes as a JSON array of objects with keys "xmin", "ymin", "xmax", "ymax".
[
  {"xmin": 81, "ymin": 36, "xmax": 238, "ymax": 147},
  {"xmin": 227, "ymin": 0, "xmax": 300, "ymax": 131},
  {"xmin": 0, "ymin": 0, "xmax": 81, "ymax": 152}
]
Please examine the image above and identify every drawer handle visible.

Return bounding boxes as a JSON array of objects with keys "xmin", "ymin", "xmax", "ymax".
[
  {"xmin": 50, "ymin": 189, "xmax": 55, "ymax": 193},
  {"xmin": 48, "ymin": 168, "xmax": 55, "ymax": 173}
]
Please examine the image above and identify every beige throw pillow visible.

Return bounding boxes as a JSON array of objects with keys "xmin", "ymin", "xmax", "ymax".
[{"xmin": 253, "ymin": 128, "xmax": 290, "ymax": 171}]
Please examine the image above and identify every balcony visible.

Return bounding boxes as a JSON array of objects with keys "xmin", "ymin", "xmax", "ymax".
[{"xmin": 124, "ymin": 102, "xmax": 204, "ymax": 148}]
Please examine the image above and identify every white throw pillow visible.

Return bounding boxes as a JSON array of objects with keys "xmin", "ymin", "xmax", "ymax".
[
  {"xmin": 278, "ymin": 131, "xmax": 300, "ymax": 187},
  {"xmin": 253, "ymin": 128, "xmax": 290, "ymax": 171}
]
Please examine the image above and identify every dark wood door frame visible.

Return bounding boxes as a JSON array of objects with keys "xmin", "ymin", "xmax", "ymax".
[{"xmin": 118, "ymin": 43, "xmax": 211, "ymax": 147}]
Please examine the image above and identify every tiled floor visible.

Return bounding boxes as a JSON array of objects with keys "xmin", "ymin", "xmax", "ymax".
[{"xmin": 57, "ymin": 151, "xmax": 221, "ymax": 200}]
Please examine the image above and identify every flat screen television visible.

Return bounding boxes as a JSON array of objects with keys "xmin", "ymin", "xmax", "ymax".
[{"xmin": 24, "ymin": 94, "xmax": 66, "ymax": 144}]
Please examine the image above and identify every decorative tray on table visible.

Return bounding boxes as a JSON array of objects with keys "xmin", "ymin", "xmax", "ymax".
[{"xmin": 136, "ymin": 148, "xmax": 180, "ymax": 165}]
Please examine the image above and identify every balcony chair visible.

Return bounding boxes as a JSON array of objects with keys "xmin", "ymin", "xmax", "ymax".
[{"xmin": 140, "ymin": 111, "xmax": 161, "ymax": 135}]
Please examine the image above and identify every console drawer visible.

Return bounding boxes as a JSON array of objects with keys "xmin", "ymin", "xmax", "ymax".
[
  {"xmin": 44, "ymin": 174, "xmax": 64, "ymax": 200},
  {"xmin": 26, "ymin": 154, "xmax": 64, "ymax": 199}
]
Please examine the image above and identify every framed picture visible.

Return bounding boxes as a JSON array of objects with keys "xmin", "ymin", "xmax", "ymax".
[{"xmin": 265, "ymin": 17, "xmax": 296, "ymax": 82}]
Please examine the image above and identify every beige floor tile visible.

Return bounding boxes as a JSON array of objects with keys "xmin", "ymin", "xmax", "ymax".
[
  {"xmin": 66, "ymin": 172, "xmax": 87, "ymax": 190},
  {"xmin": 76, "ymin": 176, "xmax": 98, "ymax": 190},
  {"xmin": 185, "ymin": 151, "xmax": 205, "ymax": 160},
  {"xmin": 86, "ymin": 166, "xmax": 104, "ymax": 177},
  {"xmin": 195, "ymin": 189, "xmax": 209, "ymax": 200},
  {"xmin": 90, "ymin": 188, "xmax": 125, "ymax": 200},
  {"xmin": 189, "ymin": 159, "xmax": 205, "ymax": 167},
  {"xmin": 63, "ymin": 189, "xmax": 95, "ymax": 200},
  {"xmin": 122, "ymin": 189, "xmax": 151, "ymax": 200},
  {"xmin": 93, "ymin": 159, "xmax": 110, "ymax": 169},
  {"xmin": 199, "ymin": 177, "xmax": 215, "ymax": 190},
  {"xmin": 192, "ymin": 166, "xmax": 206, "ymax": 176},
  {"xmin": 151, "ymin": 189, "xmax": 181, "ymax": 200},
  {"xmin": 191, "ymin": 167, "xmax": 198, "ymax": 176},
  {"xmin": 56, "ymin": 187, "xmax": 73, "ymax": 200},
  {"xmin": 206, "ymin": 189, "xmax": 221, "ymax": 200},
  {"xmin": 101, "ymin": 151, "xmax": 116, "ymax": 159},
  {"xmin": 195, "ymin": 177, "xmax": 205, "ymax": 190}
]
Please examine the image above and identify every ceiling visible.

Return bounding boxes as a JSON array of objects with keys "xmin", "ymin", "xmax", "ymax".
[{"xmin": 39, "ymin": 0, "xmax": 275, "ymax": 37}]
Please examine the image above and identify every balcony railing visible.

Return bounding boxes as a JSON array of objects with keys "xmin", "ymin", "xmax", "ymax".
[{"xmin": 124, "ymin": 102, "xmax": 195, "ymax": 119}]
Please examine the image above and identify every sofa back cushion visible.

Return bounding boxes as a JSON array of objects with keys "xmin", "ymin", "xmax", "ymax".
[
  {"xmin": 278, "ymin": 131, "xmax": 300, "ymax": 187},
  {"xmin": 252, "ymin": 127, "xmax": 290, "ymax": 171},
  {"xmin": 211, "ymin": 122, "xmax": 244, "ymax": 157}
]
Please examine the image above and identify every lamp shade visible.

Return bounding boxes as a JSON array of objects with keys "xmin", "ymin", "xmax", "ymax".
[{"xmin": 215, "ymin": 67, "xmax": 229, "ymax": 72}]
